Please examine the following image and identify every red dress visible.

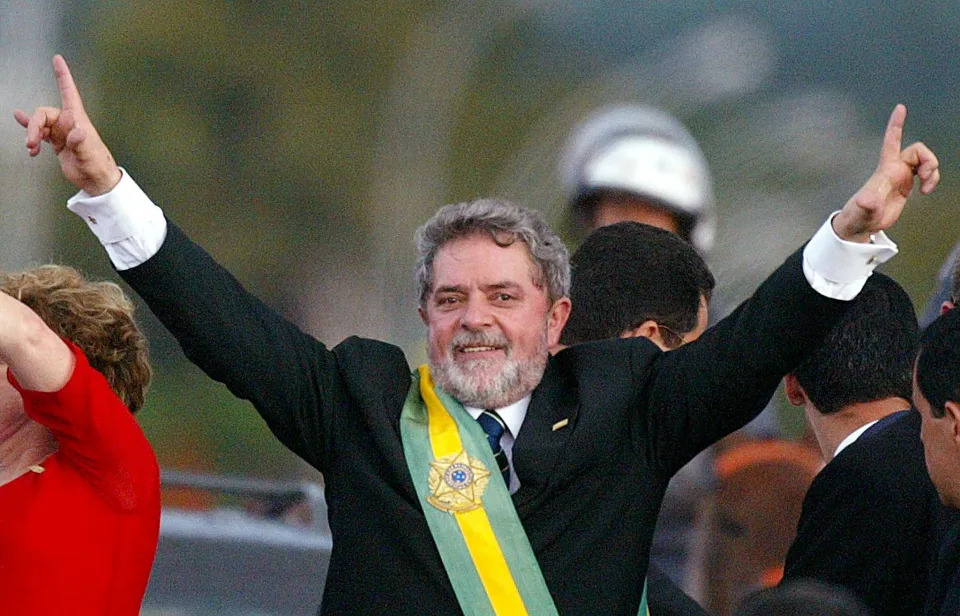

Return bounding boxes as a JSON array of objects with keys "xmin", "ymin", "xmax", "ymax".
[{"xmin": 0, "ymin": 343, "xmax": 160, "ymax": 615}]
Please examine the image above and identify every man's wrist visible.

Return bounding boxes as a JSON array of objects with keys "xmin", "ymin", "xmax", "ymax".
[
  {"xmin": 831, "ymin": 207, "xmax": 872, "ymax": 243},
  {"xmin": 67, "ymin": 168, "xmax": 167, "ymax": 270},
  {"xmin": 803, "ymin": 213, "xmax": 898, "ymax": 301},
  {"xmin": 82, "ymin": 166, "xmax": 123, "ymax": 197}
]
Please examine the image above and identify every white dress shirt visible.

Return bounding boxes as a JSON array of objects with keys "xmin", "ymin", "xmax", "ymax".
[{"xmin": 834, "ymin": 420, "xmax": 880, "ymax": 458}]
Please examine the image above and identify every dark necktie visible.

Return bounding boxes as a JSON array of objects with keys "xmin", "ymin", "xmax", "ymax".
[{"xmin": 476, "ymin": 410, "xmax": 511, "ymax": 487}]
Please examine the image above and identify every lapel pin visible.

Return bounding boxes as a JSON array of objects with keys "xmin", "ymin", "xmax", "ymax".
[{"xmin": 551, "ymin": 418, "xmax": 569, "ymax": 431}]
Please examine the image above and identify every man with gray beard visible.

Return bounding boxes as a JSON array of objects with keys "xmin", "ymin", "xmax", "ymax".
[
  {"xmin": 17, "ymin": 56, "xmax": 940, "ymax": 616},
  {"xmin": 431, "ymin": 326, "xmax": 548, "ymax": 412}
]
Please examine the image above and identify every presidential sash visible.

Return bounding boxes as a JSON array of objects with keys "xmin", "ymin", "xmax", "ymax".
[{"xmin": 400, "ymin": 365, "xmax": 649, "ymax": 616}]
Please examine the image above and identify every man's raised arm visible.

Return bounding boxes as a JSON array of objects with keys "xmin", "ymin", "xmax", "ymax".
[
  {"xmin": 13, "ymin": 55, "xmax": 389, "ymax": 474},
  {"xmin": 646, "ymin": 104, "xmax": 939, "ymax": 475}
]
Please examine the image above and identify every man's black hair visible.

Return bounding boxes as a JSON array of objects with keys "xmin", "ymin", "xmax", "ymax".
[
  {"xmin": 560, "ymin": 221, "xmax": 714, "ymax": 347},
  {"xmin": 792, "ymin": 272, "xmax": 917, "ymax": 415},
  {"xmin": 916, "ymin": 306, "xmax": 960, "ymax": 418}
]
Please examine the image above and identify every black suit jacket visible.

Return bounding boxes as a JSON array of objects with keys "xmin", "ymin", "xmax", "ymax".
[
  {"xmin": 122, "ymin": 223, "xmax": 848, "ymax": 615},
  {"xmin": 782, "ymin": 411, "xmax": 947, "ymax": 616},
  {"xmin": 926, "ymin": 517, "xmax": 960, "ymax": 616}
]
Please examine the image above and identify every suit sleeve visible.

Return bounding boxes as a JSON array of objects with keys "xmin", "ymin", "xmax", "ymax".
[
  {"xmin": 117, "ymin": 221, "xmax": 362, "ymax": 473},
  {"xmin": 641, "ymin": 248, "xmax": 849, "ymax": 475},
  {"xmin": 11, "ymin": 342, "xmax": 160, "ymax": 512}
]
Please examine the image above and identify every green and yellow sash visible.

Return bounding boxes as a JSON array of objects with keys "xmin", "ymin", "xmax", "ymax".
[{"xmin": 400, "ymin": 365, "xmax": 649, "ymax": 616}]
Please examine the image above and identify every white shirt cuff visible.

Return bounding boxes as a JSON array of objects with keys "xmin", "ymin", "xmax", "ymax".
[
  {"xmin": 802, "ymin": 212, "xmax": 898, "ymax": 300},
  {"xmin": 66, "ymin": 168, "xmax": 167, "ymax": 271}
]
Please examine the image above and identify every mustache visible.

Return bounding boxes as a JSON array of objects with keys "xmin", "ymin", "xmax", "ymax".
[{"xmin": 449, "ymin": 331, "xmax": 509, "ymax": 352}]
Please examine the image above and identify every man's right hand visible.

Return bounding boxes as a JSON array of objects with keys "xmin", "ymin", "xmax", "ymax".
[
  {"xmin": 832, "ymin": 104, "xmax": 940, "ymax": 243},
  {"xmin": 14, "ymin": 54, "xmax": 121, "ymax": 196}
]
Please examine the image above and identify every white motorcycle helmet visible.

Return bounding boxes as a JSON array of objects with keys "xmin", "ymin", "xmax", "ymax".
[{"xmin": 561, "ymin": 105, "xmax": 716, "ymax": 254}]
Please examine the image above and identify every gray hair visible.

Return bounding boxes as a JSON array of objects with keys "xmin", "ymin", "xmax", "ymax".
[{"xmin": 415, "ymin": 198, "xmax": 570, "ymax": 307}]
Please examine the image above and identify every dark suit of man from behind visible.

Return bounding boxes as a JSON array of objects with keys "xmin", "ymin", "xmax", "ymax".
[
  {"xmin": 781, "ymin": 273, "xmax": 946, "ymax": 616},
  {"xmin": 913, "ymin": 308, "xmax": 960, "ymax": 615},
  {"xmin": 18, "ymin": 56, "xmax": 942, "ymax": 616},
  {"xmin": 558, "ymin": 222, "xmax": 714, "ymax": 616}
]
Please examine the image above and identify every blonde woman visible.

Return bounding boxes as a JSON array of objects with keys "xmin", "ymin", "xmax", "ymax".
[{"xmin": 0, "ymin": 266, "xmax": 158, "ymax": 615}]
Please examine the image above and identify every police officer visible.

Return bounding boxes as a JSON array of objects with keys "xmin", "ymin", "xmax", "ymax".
[{"xmin": 560, "ymin": 104, "xmax": 716, "ymax": 253}]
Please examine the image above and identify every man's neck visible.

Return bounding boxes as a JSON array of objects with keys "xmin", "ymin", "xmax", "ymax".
[
  {"xmin": 0, "ymin": 419, "xmax": 57, "ymax": 487},
  {"xmin": 806, "ymin": 397, "xmax": 910, "ymax": 462}
]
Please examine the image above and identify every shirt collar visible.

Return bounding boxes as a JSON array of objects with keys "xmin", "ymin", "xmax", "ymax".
[
  {"xmin": 464, "ymin": 395, "xmax": 531, "ymax": 437},
  {"xmin": 834, "ymin": 419, "xmax": 880, "ymax": 457}
]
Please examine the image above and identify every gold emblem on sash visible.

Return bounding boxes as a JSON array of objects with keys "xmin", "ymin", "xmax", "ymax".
[{"xmin": 427, "ymin": 450, "xmax": 491, "ymax": 513}]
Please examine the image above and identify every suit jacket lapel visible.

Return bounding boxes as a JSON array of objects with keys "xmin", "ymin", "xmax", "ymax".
[{"xmin": 511, "ymin": 358, "xmax": 579, "ymax": 518}]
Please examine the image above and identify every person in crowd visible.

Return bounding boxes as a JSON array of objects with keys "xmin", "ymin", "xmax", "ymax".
[
  {"xmin": 559, "ymin": 220, "xmax": 714, "ymax": 616},
  {"xmin": 919, "ymin": 240, "xmax": 960, "ymax": 327},
  {"xmin": 560, "ymin": 105, "xmax": 715, "ymax": 253},
  {"xmin": 925, "ymin": 244, "xmax": 960, "ymax": 320},
  {"xmin": 560, "ymin": 106, "xmax": 754, "ymax": 593},
  {"xmin": 0, "ymin": 264, "xmax": 159, "ymax": 615},
  {"xmin": 16, "ymin": 55, "xmax": 938, "ymax": 616},
  {"xmin": 912, "ymin": 308, "xmax": 960, "ymax": 615},
  {"xmin": 780, "ymin": 272, "xmax": 947, "ymax": 615}
]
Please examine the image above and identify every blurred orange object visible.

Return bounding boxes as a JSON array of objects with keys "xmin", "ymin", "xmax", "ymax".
[{"xmin": 698, "ymin": 439, "xmax": 823, "ymax": 616}]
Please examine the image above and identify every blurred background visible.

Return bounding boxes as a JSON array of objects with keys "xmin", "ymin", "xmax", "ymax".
[{"xmin": 2, "ymin": 0, "xmax": 959, "ymax": 483}]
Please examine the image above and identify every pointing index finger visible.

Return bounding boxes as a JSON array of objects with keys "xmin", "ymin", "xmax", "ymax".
[
  {"xmin": 52, "ymin": 54, "xmax": 85, "ymax": 113},
  {"xmin": 879, "ymin": 104, "xmax": 906, "ymax": 163}
]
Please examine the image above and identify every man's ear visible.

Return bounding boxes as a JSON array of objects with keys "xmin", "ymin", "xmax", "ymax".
[
  {"xmin": 621, "ymin": 320, "xmax": 669, "ymax": 350},
  {"xmin": 941, "ymin": 300, "xmax": 955, "ymax": 316},
  {"xmin": 546, "ymin": 297, "xmax": 572, "ymax": 348},
  {"xmin": 418, "ymin": 305, "xmax": 428, "ymax": 326},
  {"xmin": 944, "ymin": 401, "xmax": 960, "ymax": 445},
  {"xmin": 784, "ymin": 374, "xmax": 806, "ymax": 407},
  {"xmin": 621, "ymin": 320, "xmax": 660, "ymax": 341}
]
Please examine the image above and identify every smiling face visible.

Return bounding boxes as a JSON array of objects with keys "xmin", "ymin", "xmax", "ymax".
[{"xmin": 420, "ymin": 233, "xmax": 570, "ymax": 409}]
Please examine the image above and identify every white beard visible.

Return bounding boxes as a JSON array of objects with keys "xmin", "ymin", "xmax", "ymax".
[{"xmin": 429, "ymin": 329, "xmax": 548, "ymax": 409}]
